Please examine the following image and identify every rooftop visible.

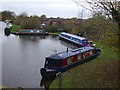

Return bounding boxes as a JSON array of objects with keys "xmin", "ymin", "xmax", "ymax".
[{"xmin": 46, "ymin": 46, "xmax": 94, "ymax": 60}]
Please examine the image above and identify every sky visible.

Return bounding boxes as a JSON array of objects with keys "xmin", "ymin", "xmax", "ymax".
[{"xmin": 0, "ymin": 0, "xmax": 92, "ymax": 18}]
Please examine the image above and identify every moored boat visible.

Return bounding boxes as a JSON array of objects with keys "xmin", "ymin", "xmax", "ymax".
[
  {"xmin": 40, "ymin": 46, "xmax": 101, "ymax": 77},
  {"xmin": 59, "ymin": 32, "xmax": 94, "ymax": 47},
  {"xmin": 4, "ymin": 20, "xmax": 12, "ymax": 36},
  {"xmin": 13, "ymin": 29, "xmax": 48, "ymax": 35}
]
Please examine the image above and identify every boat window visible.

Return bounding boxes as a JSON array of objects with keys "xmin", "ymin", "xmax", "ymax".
[
  {"xmin": 45, "ymin": 60, "xmax": 49, "ymax": 66},
  {"xmin": 70, "ymin": 37, "xmax": 72, "ymax": 40},
  {"xmin": 37, "ymin": 31, "xmax": 39, "ymax": 32},
  {"xmin": 67, "ymin": 57, "xmax": 72, "ymax": 64},
  {"xmin": 63, "ymin": 34, "xmax": 65, "ymax": 37},
  {"xmin": 84, "ymin": 51, "xmax": 90, "ymax": 58},
  {"xmin": 77, "ymin": 54, "xmax": 81, "ymax": 60},
  {"xmin": 30, "ymin": 30, "xmax": 33, "ymax": 32},
  {"xmin": 62, "ymin": 34, "xmax": 65, "ymax": 37},
  {"xmin": 68, "ymin": 36, "xmax": 70, "ymax": 39},
  {"xmin": 74, "ymin": 38, "xmax": 77, "ymax": 41},
  {"xmin": 61, "ymin": 59, "xmax": 67, "ymax": 66},
  {"xmin": 90, "ymin": 50, "xmax": 93, "ymax": 55},
  {"xmin": 78, "ymin": 39, "xmax": 82, "ymax": 43},
  {"xmin": 76, "ymin": 39, "xmax": 79, "ymax": 42}
]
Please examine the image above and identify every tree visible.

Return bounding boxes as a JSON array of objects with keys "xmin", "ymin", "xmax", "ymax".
[
  {"xmin": 40, "ymin": 14, "xmax": 47, "ymax": 22},
  {"xmin": 1, "ymin": 10, "xmax": 16, "ymax": 22},
  {"xmin": 20, "ymin": 15, "xmax": 40, "ymax": 29},
  {"xmin": 19, "ymin": 12, "xmax": 28, "ymax": 17},
  {"xmin": 14, "ymin": 12, "xmax": 28, "ymax": 25},
  {"xmin": 63, "ymin": 20, "xmax": 74, "ymax": 33},
  {"xmin": 73, "ymin": 0, "xmax": 120, "ymax": 29},
  {"xmin": 40, "ymin": 14, "xmax": 46, "ymax": 19}
]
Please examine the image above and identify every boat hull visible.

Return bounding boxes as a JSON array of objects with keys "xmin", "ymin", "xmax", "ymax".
[
  {"xmin": 59, "ymin": 36, "xmax": 84, "ymax": 47},
  {"xmin": 61, "ymin": 51, "xmax": 100, "ymax": 72},
  {"xmin": 4, "ymin": 28, "xmax": 11, "ymax": 36},
  {"xmin": 40, "ymin": 68, "xmax": 58, "ymax": 77},
  {"xmin": 40, "ymin": 50, "xmax": 101, "ymax": 77}
]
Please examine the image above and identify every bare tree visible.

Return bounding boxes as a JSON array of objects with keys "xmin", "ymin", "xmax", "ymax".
[
  {"xmin": 77, "ymin": 9, "xmax": 85, "ymax": 18},
  {"xmin": 73, "ymin": 0, "xmax": 120, "ymax": 29}
]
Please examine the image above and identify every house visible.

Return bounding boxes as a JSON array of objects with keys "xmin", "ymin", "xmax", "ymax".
[{"xmin": 41, "ymin": 18, "xmax": 63, "ymax": 26}]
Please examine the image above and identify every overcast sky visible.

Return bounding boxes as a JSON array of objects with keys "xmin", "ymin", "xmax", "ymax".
[{"xmin": 0, "ymin": 0, "xmax": 92, "ymax": 18}]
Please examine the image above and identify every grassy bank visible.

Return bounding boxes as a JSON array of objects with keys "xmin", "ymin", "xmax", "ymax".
[
  {"xmin": 11, "ymin": 24, "xmax": 20, "ymax": 33},
  {"xmin": 50, "ymin": 41, "xmax": 119, "ymax": 88},
  {"xmin": 49, "ymin": 32, "xmax": 60, "ymax": 35}
]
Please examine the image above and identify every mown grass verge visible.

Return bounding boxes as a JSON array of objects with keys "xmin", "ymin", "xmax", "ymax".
[
  {"xmin": 11, "ymin": 24, "xmax": 20, "ymax": 33},
  {"xmin": 50, "ymin": 41, "xmax": 119, "ymax": 88},
  {"xmin": 49, "ymin": 32, "xmax": 60, "ymax": 35}
]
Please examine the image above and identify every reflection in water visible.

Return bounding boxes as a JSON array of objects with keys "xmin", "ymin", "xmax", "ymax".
[
  {"xmin": 60, "ymin": 39, "xmax": 79, "ymax": 50},
  {"xmin": 51, "ymin": 35, "xmax": 59, "ymax": 40},
  {"xmin": 19, "ymin": 35, "xmax": 48, "ymax": 41},
  {"xmin": 40, "ymin": 76, "xmax": 56, "ymax": 89},
  {"xmin": 4, "ymin": 33, "xmax": 10, "ymax": 36}
]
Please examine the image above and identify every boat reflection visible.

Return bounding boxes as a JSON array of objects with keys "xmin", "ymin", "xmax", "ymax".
[
  {"xmin": 19, "ymin": 35, "xmax": 48, "ymax": 41},
  {"xmin": 60, "ymin": 39, "xmax": 79, "ymax": 50},
  {"xmin": 40, "ymin": 76, "xmax": 56, "ymax": 89}
]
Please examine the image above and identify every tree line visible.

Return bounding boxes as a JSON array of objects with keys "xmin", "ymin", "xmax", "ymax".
[
  {"xmin": 0, "ymin": 11, "xmax": 46, "ymax": 29},
  {"xmin": 0, "ymin": 9, "xmax": 119, "ymax": 50},
  {"xmin": 73, "ymin": 0, "xmax": 119, "ymax": 51}
]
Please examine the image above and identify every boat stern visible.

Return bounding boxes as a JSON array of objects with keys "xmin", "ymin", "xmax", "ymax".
[{"xmin": 40, "ymin": 68, "xmax": 58, "ymax": 77}]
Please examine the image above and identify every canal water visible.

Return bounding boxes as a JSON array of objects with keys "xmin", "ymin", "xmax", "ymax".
[{"xmin": 1, "ymin": 22, "xmax": 78, "ymax": 88}]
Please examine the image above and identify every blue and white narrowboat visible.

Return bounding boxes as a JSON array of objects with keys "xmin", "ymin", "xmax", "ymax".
[
  {"xmin": 59, "ymin": 32, "xmax": 93, "ymax": 47},
  {"xmin": 14, "ymin": 29, "xmax": 48, "ymax": 35},
  {"xmin": 40, "ymin": 46, "xmax": 101, "ymax": 77}
]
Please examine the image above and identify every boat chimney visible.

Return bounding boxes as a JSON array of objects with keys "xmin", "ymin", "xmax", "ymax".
[{"xmin": 66, "ymin": 47, "xmax": 68, "ymax": 52}]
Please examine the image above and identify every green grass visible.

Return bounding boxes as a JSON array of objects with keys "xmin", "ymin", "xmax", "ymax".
[
  {"xmin": 49, "ymin": 32, "xmax": 60, "ymax": 35},
  {"xmin": 50, "ymin": 41, "xmax": 119, "ymax": 88},
  {"xmin": 11, "ymin": 24, "xmax": 21, "ymax": 33}
]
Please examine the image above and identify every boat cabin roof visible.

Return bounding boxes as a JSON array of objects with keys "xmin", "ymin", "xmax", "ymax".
[
  {"xmin": 46, "ymin": 46, "xmax": 95, "ymax": 60},
  {"xmin": 61, "ymin": 32, "xmax": 87, "ymax": 41}
]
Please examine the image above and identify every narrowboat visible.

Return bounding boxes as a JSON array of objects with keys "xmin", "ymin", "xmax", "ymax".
[
  {"xmin": 40, "ymin": 46, "xmax": 101, "ymax": 77},
  {"xmin": 59, "ymin": 32, "xmax": 93, "ymax": 47},
  {"xmin": 14, "ymin": 29, "xmax": 48, "ymax": 35}
]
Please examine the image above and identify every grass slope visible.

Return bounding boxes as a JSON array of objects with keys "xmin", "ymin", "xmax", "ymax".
[
  {"xmin": 50, "ymin": 41, "xmax": 119, "ymax": 88},
  {"xmin": 49, "ymin": 32, "xmax": 60, "ymax": 35}
]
